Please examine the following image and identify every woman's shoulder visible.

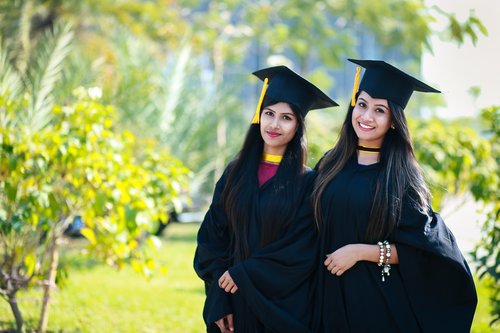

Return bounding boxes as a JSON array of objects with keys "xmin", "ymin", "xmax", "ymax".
[
  {"xmin": 312, "ymin": 150, "xmax": 332, "ymax": 171},
  {"xmin": 314, "ymin": 148, "xmax": 352, "ymax": 172},
  {"xmin": 302, "ymin": 165, "xmax": 317, "ymax": 178},
  {"xmin": 298, "ymin": 167, "xmax": 317, "ymax": 193},
  {"xmin": 213, "ymin": 159, "xmax": 238, "ymax": 189}
]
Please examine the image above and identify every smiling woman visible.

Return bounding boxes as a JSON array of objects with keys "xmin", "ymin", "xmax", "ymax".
[
  {"xmin": 194, "ymin": 65, "xmax": 338, "ymax": 333},
  {"xmin": 312, "ymin": 59, "xmax": 477, "ymax": 333}
]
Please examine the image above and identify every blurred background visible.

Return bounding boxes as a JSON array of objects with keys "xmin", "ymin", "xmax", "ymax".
[{"xmin": 0, "ymin": 0, "xmax": 498, "ymax": 332}]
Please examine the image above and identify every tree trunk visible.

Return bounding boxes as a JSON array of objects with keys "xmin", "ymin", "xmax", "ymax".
[
  {"xmin": 8, "ymin": 293, "xmax": 24, "ymax": 333},
  {"xmin": 37, "ymin": 233, "xmax": 60, "ymax": 333}
]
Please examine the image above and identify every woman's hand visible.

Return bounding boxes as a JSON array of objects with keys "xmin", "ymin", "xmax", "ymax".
[
  {"xmin": 325, "ymin": 243, "xmax": 398, "ymax": 275},
  {"xmin": 215, "ymin": 314, "xmax": 234, "ymax": 333},
  {"xmin": 218, "ymin": 270, "xmax": 239, "ymax": 294},
  {"xmin": 324, "ymin": 244, "xmax": 361, "ymax": 276}
]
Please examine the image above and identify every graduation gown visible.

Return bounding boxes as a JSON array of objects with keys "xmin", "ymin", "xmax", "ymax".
[
  {"xmin": 194, "ymin": 166, "xmax": 318, "ymax": 333},
  {"xmin": 313, "ymin": 157, "xmax": 477, "ymax": 333}
]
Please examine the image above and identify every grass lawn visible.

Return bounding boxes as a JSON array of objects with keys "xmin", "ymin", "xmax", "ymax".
[
  {"xmin": 0, "ymin": 223, "xmax": 205, "ymax": 333},
  {"xmin": 0, "ymin": 222, "xmax": 497, "ymax": 332}
]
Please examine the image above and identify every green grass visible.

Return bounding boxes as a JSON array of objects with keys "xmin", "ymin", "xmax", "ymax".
[
  {"xmin": 472, "ymin": 275, "xmax": 499, "ymax": 333},
  {"xmin": 0, "ymin": 223, "xmax": 205, "ymax": 333},
  {"xmin": 0, "ymin": 222, "xmax": 498, "ymax": 332}
]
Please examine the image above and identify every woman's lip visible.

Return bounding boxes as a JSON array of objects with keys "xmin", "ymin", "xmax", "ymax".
[
  {"xmin": 267, "ymin": 131, "xmax": 281, "ymax": 137},
  {"xmin": 358, "ymin": 122, "xmax": 374, "ymax": 131}
]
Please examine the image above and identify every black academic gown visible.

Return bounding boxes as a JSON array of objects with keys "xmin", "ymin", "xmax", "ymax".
[
  {"xmin": 313, "ymin": 157, "xmax": 477, "ymax": 333},
  {"xmin": 194, "ymin": 166, "xmax": 318, "ymax": 333}
]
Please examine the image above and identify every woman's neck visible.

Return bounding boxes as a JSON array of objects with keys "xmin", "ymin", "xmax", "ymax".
[
  {"xmin": 357, "ymin": 151, "xmax": 380, "ymax": 165},
  {"xmin": 263, "ymin": 144, "xmax": 286, "ymax": 156},
  {"xmin": 356, "ymin": 142, "xmax": 381, "ymax": 165}
]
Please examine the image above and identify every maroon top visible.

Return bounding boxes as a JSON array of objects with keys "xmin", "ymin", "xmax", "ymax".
[{"xmin": 258, "ymin": 161, "xmax": 279, "ymax": 187}]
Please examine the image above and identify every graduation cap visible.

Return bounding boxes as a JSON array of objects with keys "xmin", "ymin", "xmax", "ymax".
[
  {"xmin": 348, "ymin": 58, "xmax": 440, "ymax": 109},
  {"xmin": 251, "ymin": 65, "xmax": 338, "ymax": 124}
]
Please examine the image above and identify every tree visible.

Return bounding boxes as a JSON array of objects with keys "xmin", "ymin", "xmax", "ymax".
[
  {"xmin": 0, "ymin": 15, "xmax": 190, "ymax": 330},
  {"xmin": 411, "ymin": 117, "xmax": 497, "ymax": 210},
  {"xmin": 0, "ymin": 16, "xmax": 74, "ymax": 332},
  {"xmin": 1, "ymin": 0, "xmax": 486, "ymax": 194},
  {"xmin": 0, "ymin": 87, "xmax": 190, "ymax": 332}
]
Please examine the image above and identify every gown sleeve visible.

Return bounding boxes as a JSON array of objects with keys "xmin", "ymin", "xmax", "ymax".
[
  {"xmin": 394, "ymin": 193, "xmax": 478, "ymax": 333},
  {"xmin": 193, "ymin": 169, "xmax": 232, "ymax": 327},
  {"xmin": 228, "ymin": 173, "xmax": 318, "ymax": 333}
]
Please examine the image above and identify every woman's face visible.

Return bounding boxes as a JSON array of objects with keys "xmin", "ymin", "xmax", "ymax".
[
  {"xmin": 352, "ymin": 91, "xmax": 392, "ymax": 147},
  {"xmin": 260, "ymin": 102, "xmax": 299, "ymax": 155}
]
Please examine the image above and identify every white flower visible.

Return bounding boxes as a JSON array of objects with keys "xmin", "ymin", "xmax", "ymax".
[{"xmin": 88, "ymin": 86, "xmax": 103, "ymax": 100}]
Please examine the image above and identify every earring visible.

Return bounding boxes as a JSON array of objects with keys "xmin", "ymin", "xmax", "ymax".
[{"xmin": 391, "ymin": 124, "xmax": 395, "ymax": 129}]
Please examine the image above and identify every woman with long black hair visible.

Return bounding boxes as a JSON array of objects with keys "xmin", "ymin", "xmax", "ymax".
[
  {"xmin": 194, "ymin": 65, "xmax": 338, "ymax": 333},
  {"xmin": 312, "ymin": 59, "xmax": 477, "ymax": 333}
]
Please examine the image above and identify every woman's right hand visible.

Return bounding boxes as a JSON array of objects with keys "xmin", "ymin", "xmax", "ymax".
[
  {"xmin": 324, "ymin": 244, "xmax": 361, "ymax": 276},
  {"xmin": 218, "ymin": 270, "xmax": 239, "ymax": 294},
  {"xmin": 215, "ymin": 313, "xmax": 234, "ymax": 333}
]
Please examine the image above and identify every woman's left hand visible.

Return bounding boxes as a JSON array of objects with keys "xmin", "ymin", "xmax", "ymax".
[
  {"xmin": 324, "ymin": 244, "xmax": 360, "ymax": 276},
  {"xmin": 218, "ymin": 270, "xmax": 239, "ymax": 294}
]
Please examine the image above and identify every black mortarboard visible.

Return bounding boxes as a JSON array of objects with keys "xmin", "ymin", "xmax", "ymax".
[
  {"xmin": 251, "ymin": 65, "xmax": 338, "ymax": 123},
  {"xmin": 348, "ymin": 58, "xmax": 440, "ymax": 109}
]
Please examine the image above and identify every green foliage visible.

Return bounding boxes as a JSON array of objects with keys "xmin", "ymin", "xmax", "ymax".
[
  {"xmin": 1, "ymin": 86, "xmax": 191, "ymax": 271},
  {"xmin": 0, "ymin": 87, "xmax": 191, "ymax": 328},
  {"xmin": 306, "ymin": 108, "xmax": 345, "ymax": 166},
  {"xmin": 0, "ymin": 25, "xmax": 77, "ymax": 331},
  {"xmin": 28, "ymin": 23, "xmax": 74, "ymax": 132},
  {"xmin": 472, "ymin": 105, "xmax": 500, "ymax": 325},
  {"xmin": 0, "ymin": 21, "xmax": 74, "ymax": 133},
  {"xmin": 434, "ymin": 6, "xmax": 488, "ymax": 46},
  {"xmin": 411, "ymin": 118, "xmax": 497, "ymax": 209},
  {"xmin": 2, "ymin": 0, "xmax": 487, "ymax": 196}
]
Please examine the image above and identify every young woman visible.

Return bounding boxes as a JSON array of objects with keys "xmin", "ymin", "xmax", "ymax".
[
  {"xmin": 312, "ymin": 59, "xmax": 477, "ymax": 333},
  {"xmin": 194, "ymin": 65, "xmax": 338, "ymax": 333}
]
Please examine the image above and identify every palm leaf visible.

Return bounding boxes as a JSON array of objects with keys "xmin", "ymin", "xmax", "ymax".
[
  {"xmin": 27, "ymin": 22, "xmax": 74, "ymax": 132},
  {"xmin": 0, "ymin": 38, "xmax": 22, "ymax": 96},
  {"xmin": 15, "ymin": 0, "xmax": 34, "ymax": 76},
  {"xmin": 160, "ymin": 40, "xmax": 192, "ymax": 132},
  {"xmin": 0, "ymin": 37, "xmax": 23, "ymax": 128}
]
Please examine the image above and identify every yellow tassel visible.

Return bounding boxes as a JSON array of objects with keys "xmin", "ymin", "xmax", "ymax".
[
  {"xmin": 252, "ymin": 78, "xmax": 269, "ymax": 124},
  {"xmin": 351, "ymin": 66, "xmax": 361, "ymax": 107}
]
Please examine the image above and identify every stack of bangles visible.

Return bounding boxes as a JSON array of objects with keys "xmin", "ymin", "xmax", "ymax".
[{"xmin": 377, "ymin": 240, "xmax": 391, "ymax": 282}]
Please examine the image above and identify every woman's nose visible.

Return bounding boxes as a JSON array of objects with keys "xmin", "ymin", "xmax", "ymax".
[
  {"xmin": 271, "ymin": 118, "xmax": 280, "ymax": 128},
  {"xmin": 360, "ymin": 109, "xmax": 373, "ymax": 121}
]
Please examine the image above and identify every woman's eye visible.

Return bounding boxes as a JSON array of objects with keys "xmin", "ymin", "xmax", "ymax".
[
  {"xmin": 375, "ymin": 108, "xmax": 385, "ymax": 113},
  {"xmin": 357, "ymin": 102, "xmax": 366, "ymax": 108},
  {"xmin": 283, "ymin": 115, "xmax": 292, "ymax": 121},
  {"xmin": 264, "ymin": 111, "xmax": 274, "ymax": 117}
]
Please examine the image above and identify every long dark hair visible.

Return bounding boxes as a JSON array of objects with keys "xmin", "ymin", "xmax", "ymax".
[
  {"xmin": 313, "ymin": 99, "xmax": 430, "ymax": 242},
  {"xmin": 221, "ymin": 97, "xmax": 308, "ymax": 261}
]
